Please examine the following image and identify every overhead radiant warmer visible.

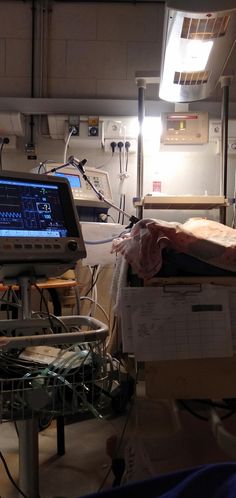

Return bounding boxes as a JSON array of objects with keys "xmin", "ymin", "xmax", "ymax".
[{"xmin": 159, "ymin": 0, "xmax": 236, "ymax": 102}]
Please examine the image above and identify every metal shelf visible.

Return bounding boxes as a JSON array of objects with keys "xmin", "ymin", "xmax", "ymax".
[{"xmin": 134, "ymin": 195, "xmax": 228, "ymax": 210}]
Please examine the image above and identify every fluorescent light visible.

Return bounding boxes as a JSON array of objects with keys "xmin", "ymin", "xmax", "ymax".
[
  {"xmin": 165, "ymin": 38, "xmax": 213, "ymax": 74},
  {"xmin": 178, "ymin": 40, "xmax": 213, "ymax": 72},
  {"xmin": 159, "ymin": 4, "xmax": 236, "ymax": 102}
]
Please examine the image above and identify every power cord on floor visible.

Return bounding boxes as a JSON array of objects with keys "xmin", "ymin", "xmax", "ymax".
[
  {"xmin": 97, "ymin": 388, "xmax": 136, "ymax": 492},
  {"xmin": 0, "ymin": 450, "xmax": 28, "ymax": 498}
]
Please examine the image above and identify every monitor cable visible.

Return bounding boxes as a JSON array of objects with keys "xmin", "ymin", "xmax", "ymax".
[{"xmin": 67, "ymin": 155, "xmax": 139, "ymax": 228}]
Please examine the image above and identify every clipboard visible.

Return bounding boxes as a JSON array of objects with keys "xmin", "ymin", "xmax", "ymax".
[{"xmin": 120, "ymin": 284, "xmax": 233, "ymax": 361}]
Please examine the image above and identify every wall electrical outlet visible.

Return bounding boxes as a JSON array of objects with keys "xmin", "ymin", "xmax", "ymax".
[
  {"xmin": 209, "ymin": 120, "xmax": 221, "ymax": 140},
  {"xmin": 0, "ymin": 136, "xmax": 17, "ymax": 149},
  {"xmin": 69, "ymin": 124, "xmax": 80, "ymax": 136},
  {"xmin": 228, "ymin": 139, "xmax": 236, "ymax": 155},
  {"xmin": 103, "ymin": 138, "xmax": 137, "ymax": 153},
  {"xmin": 68, "ymin": 115, "xmax": 80, "ymax": 136},
  {"xmin": 88, "ymin": 117, "xmax": 99, "ymax": 137}
]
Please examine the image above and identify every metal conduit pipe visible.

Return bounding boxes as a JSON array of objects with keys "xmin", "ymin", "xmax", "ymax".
[{"xmin": 29, "ymin": 0, "xmax": 36, "ymax": 147}]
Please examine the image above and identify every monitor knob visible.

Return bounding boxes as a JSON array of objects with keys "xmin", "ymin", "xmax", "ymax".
[{"xmin": 67, "ymin": 240, "xmax": 78, "ymax": 251}]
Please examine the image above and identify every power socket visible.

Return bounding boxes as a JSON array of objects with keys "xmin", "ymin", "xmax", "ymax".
[
  {"xmin": 1, "ymin": 136, "xmax": 17, "ymax": 149},
  {"xmin": 69, "ymin": 125, "xmax": 80, "ymax": 136},
  {"xmin": 110, "ymin": 141, "xmax": 117, "ymax": 153},
  {"xmin": 103, "ymin": 138, "xmax": 136, "ymax": 153}
]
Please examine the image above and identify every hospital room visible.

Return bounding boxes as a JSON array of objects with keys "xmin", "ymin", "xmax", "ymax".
[{"xmin": 0, "ymin": 0, "xmax": 236, "ymax": 497}]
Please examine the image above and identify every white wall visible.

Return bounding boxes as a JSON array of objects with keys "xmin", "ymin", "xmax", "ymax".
[
  {"xmin": 0, "ymin": 1, "xmax": 162, "ymax": 100},
  {"xmin": 0, "ymin": 1, "xmax": 236, "ymax": 227},
  {"xmin": 2, "ymin": 115, "xmax": 235, "ymax": 226},
  {"xmin": 0, "ymin": 1, "xmax": 235, "ymax": 101}
]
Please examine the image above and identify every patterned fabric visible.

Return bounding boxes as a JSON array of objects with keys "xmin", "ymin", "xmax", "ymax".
[{"xmin": 111, "ymin": 218, "xmax": 236, "ymax": 279}]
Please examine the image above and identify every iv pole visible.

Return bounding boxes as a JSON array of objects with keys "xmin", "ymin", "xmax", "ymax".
[
  {"xmin": 136, "ymin": 77, "xmax": 146, "ymax": 220},
  {"xmin": 219, "ymin": 75, "xmax": 233, "ymax": 225},
  {"xmin": 135, "ymin": 71, "xmax": 160, "ymax": 221}
]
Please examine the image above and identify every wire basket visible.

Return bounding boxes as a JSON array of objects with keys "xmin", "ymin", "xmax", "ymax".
[{"xmin": 0, "ymin": 315, "xmax": 109, "ymax": 422}]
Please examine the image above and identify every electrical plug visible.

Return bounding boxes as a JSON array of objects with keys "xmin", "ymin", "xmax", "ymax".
[
  {"xmin": 117, "ymin": 141, "xmax": 124, "ymax": 151},
  {"xmin": 110, "ymin": 141, "xmax": 117, "ymax": 153},
  {"xmin": 99, "ymin": 213, "xmax": 108, "ymax": 222},
  {"xmin": 0, "ymin": 137, "xmax": 9, "ymax": 144},
  {"xmin": 125, "ymin": 141, "xmax": 131, "ymax": 151}
]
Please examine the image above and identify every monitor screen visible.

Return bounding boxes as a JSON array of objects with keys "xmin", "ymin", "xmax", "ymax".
[
  {"xmin": 55, "ymin": 172, "xmax": 81, "ymax": 189},
  {"xmin": 0, "ymin": 178, "xmax": 68, "ymax": 238},
  {"xmin": 0, "ymin": 171, "xmax": 86, "ymax": 279}
]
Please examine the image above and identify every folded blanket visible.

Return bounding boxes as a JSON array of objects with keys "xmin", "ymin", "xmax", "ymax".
[{"xmin": 111, "ymin": 218, "xmax": 236, "ymax": 279}]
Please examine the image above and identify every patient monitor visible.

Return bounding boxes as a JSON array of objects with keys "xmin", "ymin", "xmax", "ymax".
[{"xmin": 0, "ymin": 170, "xmax": 86, "ymax": 280}]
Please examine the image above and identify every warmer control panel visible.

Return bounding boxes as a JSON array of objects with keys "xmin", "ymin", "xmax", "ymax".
[{"xmin": 161, "ymin": 112, "xmax": 209, "ymax": 145}]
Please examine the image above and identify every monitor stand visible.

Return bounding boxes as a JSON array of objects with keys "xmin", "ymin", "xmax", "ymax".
[
  {"xmin": 13, "ymin": 275, "xmax": 40, "ymax": 498},
  {"xmin": 0, "ymin": 271, "xmax": 108, "ymax": 498}
]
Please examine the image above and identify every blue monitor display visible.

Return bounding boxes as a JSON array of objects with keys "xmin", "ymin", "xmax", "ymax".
[
  {"xmin": 0, "ymin": 179, "xmax": 68, "ymax": 238},
  {"xmin": 55, "ymin": 172, "xmax": 81, "ymax": 189}
]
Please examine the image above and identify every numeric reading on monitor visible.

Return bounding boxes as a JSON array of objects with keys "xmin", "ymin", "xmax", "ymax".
[{"xmin": 0, "ymin": 179, "xmax": 68, "ymax": 238}]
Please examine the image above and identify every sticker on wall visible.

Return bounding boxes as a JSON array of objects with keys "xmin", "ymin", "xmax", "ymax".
[{"xmin": 152, "ymin": 180, "xmax": 162, "ymax": 193}]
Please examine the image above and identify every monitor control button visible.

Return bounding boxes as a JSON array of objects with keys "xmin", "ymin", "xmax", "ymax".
[{"xmin": 68, "ymin": 240, "xmax": 78, "ymax": 251}]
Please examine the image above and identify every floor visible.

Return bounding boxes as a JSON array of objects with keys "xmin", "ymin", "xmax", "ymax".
[
  {"xmin": 0, "ymin": 415, "xmax": 122, "ymax": 498},
  {"xmin": 1, "ymin": 394, "xmax": 236, "ymax": 498}
]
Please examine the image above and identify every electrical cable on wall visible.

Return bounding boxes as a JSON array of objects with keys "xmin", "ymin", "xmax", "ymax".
[
  {"xmin": 125, "ymin": 141, "xmax": 130, "ymax": 173},
  {"xmin": 64, "ymin": 126, "xmax": 76, "ymax": 163},
  {"xmin": 118, "ymin": 141, "xmax": 123, "ymax": 175}
]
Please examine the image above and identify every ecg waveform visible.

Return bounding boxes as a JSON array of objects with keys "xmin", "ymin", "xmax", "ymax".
[{"xmin": 0, "ymin": 211, "xmax": 22, "ymax": 219}]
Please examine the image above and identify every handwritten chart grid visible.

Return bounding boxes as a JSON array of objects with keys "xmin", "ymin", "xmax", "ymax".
[{"xmin": 121, "ymin": 285, "xmax": 233, "ymax": 361}]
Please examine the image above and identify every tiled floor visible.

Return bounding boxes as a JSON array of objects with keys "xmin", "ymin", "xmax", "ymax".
[
  {"xmin": 0, "ymin": 415, "xmax": 122, "ymax": 498},
  {"xmin": 1, "ymin": 397, "xmax": 236, "ymax": 498}
]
